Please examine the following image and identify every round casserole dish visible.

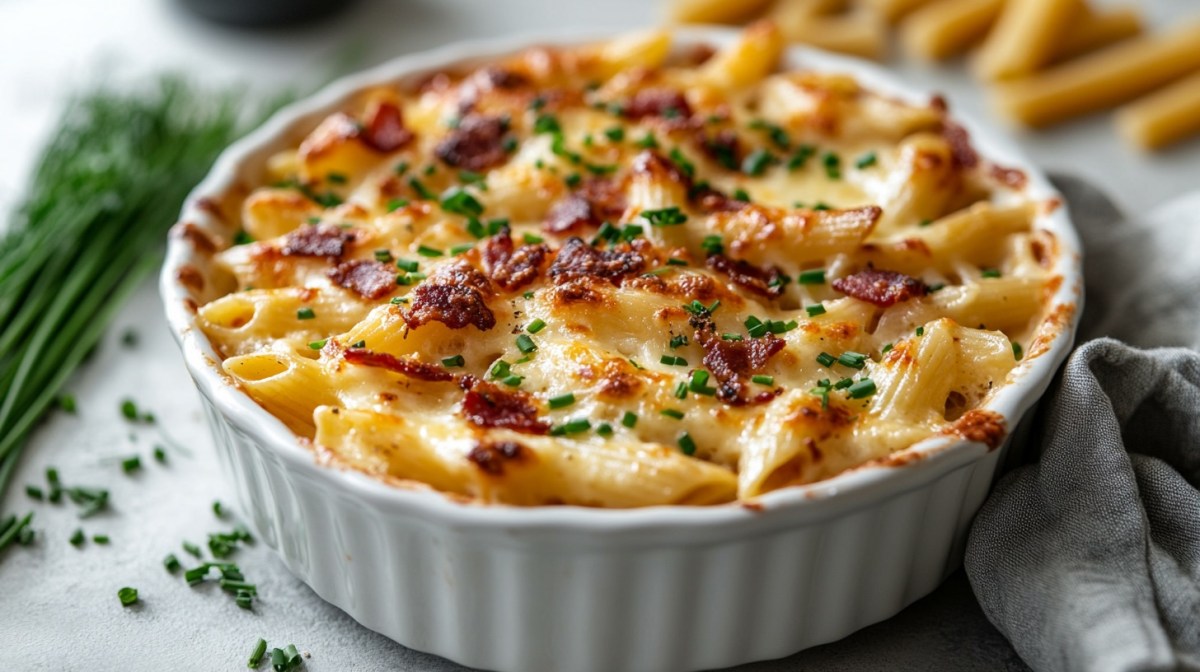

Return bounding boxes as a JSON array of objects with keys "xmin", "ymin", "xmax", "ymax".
[{"xmin": 162, "ymin": 27, "xmax": 1082, "ymax": 672}]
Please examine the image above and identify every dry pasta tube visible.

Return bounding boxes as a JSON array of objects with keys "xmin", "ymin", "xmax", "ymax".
[
  {"xmin": 771, "ymin": 1, "xmax": 888, "ymax": 60},
  {"xmin": 973, "ymin": 0, "xmax": 1081, "ymax": 81},
  {"xmin": 861, "ymin": 0, "xmax": 938, "ymax": 24},
  {"xmin": 665, "ymin": 0, "xmax": 775, "ymax": 24},
  {"xmin": 1116, "ymin": 71, "xmax": 1200, "ymax": 150},
  {"xmin": 991, "ymin": 21, "xmax": 1200, "ymax": 128},
  {"xmin": 900, "ymin": 0, "xmax": 1005, "ymax": 61},
  {"xmin": 1052, "ymin": 5, "xmax": 1143, "ymax": 64}
]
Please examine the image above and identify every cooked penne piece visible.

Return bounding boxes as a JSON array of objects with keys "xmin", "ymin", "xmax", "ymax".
[
  {"xmin": 861, "ymin": 0, "xmax": 939, "ymax": 24},
  {"xmin": 1116, "ymin": 70, "xmax": 1200, "ymax": 150},
  {"xmin": 198, "ymin": 287, "xmax": 374, "ymax": 357},
  {"xmin": 665, "ymin": 0, "xmax": 775, "ymax": 25},
  {"xmin": 1052, "ymin": 5, "xmax": 1143, "ymax": 64},
  {"xmin": 695, "ymin": 21, "xmax": 784, "ymax": 90},
  {"xmin": 973, "ymin": 0, "xmax": 1081, "ymax": 81},
  {"xmin": 224, "ymin": 351, "xmax": 339, "ymax": 435},
  {"xmin": 900, "ymin": 0, "xmax": 1005, "ymax": 61},
  {"xmin": 991, "ymin": 20, "xmax": 1200, "ymax": 127}
]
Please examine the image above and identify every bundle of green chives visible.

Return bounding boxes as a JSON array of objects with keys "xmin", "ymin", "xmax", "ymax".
[{"xmin": 0, "ymin": 77, "xmax": 288, "ymax": 516}]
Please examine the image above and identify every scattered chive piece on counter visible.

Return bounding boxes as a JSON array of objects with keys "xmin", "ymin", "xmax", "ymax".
[
  {"xmin": 164, "ymin": 554, "xmax": 181, "ymax": 573},
  {"xmin": 621, "ymin": 411, "xmax": 638, "ymax": 428},
  {"xmin": 213, "ymin": 500, "xmax": 227, "ymax": 519},
  {"xmin": 93, "ymin": 534, "xmax": 110, "ymax": 544},
  {"xmin": 26, "ymin": 485, "xmax": 43, "ymax": 500},
  {"xmin": 183, "ymin": 541, "xmax": 202, "ymax": 558},
  {"xmin": 121, "ymin": 456, "xmax": 141, "ymax": 474},
  {"xmin": 117, "ymin": 587, "xmax": 139, "ymax": 607},
  {"xmin": 57, "ymin": 394, "xmax": 77, "ymax": 414},
  {"xmin": 441, "ymin": 355, "xmax": 465, "ymax": 368},
  {"xmin": 248, "ymin": 639, "xmax": 268, "ymax": 669},
  {"xmin": 70, "ymin": 529, "xmax": 85, "ymax": 547}
]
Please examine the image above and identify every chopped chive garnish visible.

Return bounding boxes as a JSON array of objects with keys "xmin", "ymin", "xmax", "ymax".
[
  {"xmin": 389, "ymin": 297, "xmax": 409, "ymax": 305},
  {"xmin": 673, "ymin": 381, "xmax": 688, "ymax": 399},
  {"xmin": 678, "ymin": 432, "xmax": 697, "ymax": 456},
  {"xmin": 918, "ymin": 219, "xmax": 932, "ymax": 227},
  {"xmin": 550, "ymin": 418, "xmax": 591, "ymax": 436},
  {"xmin": 806, "ymin": 304, "xmax": 826, "ymax": 317},
  {"xmin": 522, "ymin": 232, "xmax": 544, "ymax": 244},
  {"xmin": 813, "ymin": 202, "xmax": 832, "ymax": 211},
  {"xmin": 882, "ymin": 343, "xmax": 894, "ymax": 354},
  {"xmin": 628, "ymin": 358, "xmax": 643, "ymax": 370},
  {"xmin": 440, "ymin": 187, "xmax": 485, "ymax": 218},
  {"xmin": 768, "ymin": 319, "xmax": 798, "ymax": 334},
  {"xmin": 326, "ymin": 172, "xmax": 347, "ymax": 184},
  {"xmin": 466, "ymin": 218, "xmax": 486, "ymax": 239},
  {"xmin": 855, "ymin": 151, "xmax": 878, "ymax": 169},
  {"xmin": 296, "ymin": 307, "xmax": 316, "ymax": 320},
  {"xmin": 847, "ymin": 378, "xmax": 877, "ymax": 399},
  {"xmin": 394, "ymin": 161, "xmax": 410, "ymax": 175},
  {"xmin": 816, "ymin": 352, "xmax": 836, "ymax": 368},
  {"xmin": 501, "ymin": 374, "xmax": 523, "ymax": 387},
  {"xmin": 748, "ymin": 119, "xmax": 790, "ymax": 149},
  {"xmin": 700, "ymin": 234, "xmax": 723, "ymax": 256},
  {"xmin": 416, "ymin": 245, "xmax": 443, "ymax": 258},
  {"xmin": 526, "ymin": 319, "xmax": 546, "ymax": 333},
  {"xmin": 459, "ymin": 169, "xmax": 486, "ymax": 187},
  {"xmin": 596, "ymin": 423, "xmax": 613, "ymax": 437},
  {"xmin": 688, "ymin": 370, "xmax": 716, "ymax": 395},
  {"xmin": 564, "ymin": 172, "xmax": 582, "ymax": 188},
  {"xmin": 603, "ymin": 126, "xmax": 625, "ymax": 142},
  {"xmin": 642, "ymin": 267, "xmax": 672, "ymax": 277},
  {"xmin": 1012, "ymin": 342, "xmax": 1024, "ymax": 361},
  {"xmin": 373, "ymin": 249, "xmax": 394, "ymax": 263},
  {"xmin": 745, "ymin": 315, "xmax": 768, "ymax": 338},
  {"xmin": 635, "ymin": 132, "xmax": 658, "ymax": 149},
  {"xmin": 307, "ymin": 339, "xmax": 327, "ymax": 350},
  {"xmin": 981, "ymin": 268, "xmax": 1002, "ymax": 278},
  {"xmin": 751, "ymin": 375, "xmax": 774, "ymax": 385},
  {"xmin": 927, "ymin": 283, "xmax": 945, "ymax": 292},
  {"xmin": 660, "ymin": 408, "xmax": 684, "ymax": 420},
  {"xmin": 810, "ymin": 384, "xmax": 830, "ymax": 409},
  {"xmin": 164, "ymin": 554, "xmax": 181, "ymax": 573},
  {"xmin": 621, "ymin": 411, "xmax": 638, "ymax": 428},
  {"xmin": 832, "ymin": 377, "xmax": 853, "ymax": 390},
  {"xmin": 797, "ymin": 268, "xmax": 826, "ymax": 284},
  {"xmin": 660, "ymin": 354, "xmax": 688, "ymax": 366},
  {"xmin": 916, "ymin": 326, "xmax": 925, "ymax": 337},
  {"xmin": 486, "ymin": 218, "xmax": 508, "ymax": 235},
  {"xmin": 408, "ymin": 177, "xmax": 435, "ymax": 200},
  {"xmin": 665, "ymin": 257, "xmax": 688, "ymax": 267},
  {"xmin": 669, "ymin": 334, "xmax": 689, "ymax": 349},
  {"xmin": 489, "ymin": 360, "xmax": 511, "ymax": 379},
  {"xmin": 668, "ymin": 148, "xmax": 695, "ymax": 178},
  {"xmin": 515, "ymin": 334, "xmax": 537, "ymax": 354},
  {"xmin": 441, "ymin": 354, "xmax": 465, "ymax": 368},
  {"xmin": 121, "ymin": 456, "xmax": 141, "ymax": 474},
  {"xmin": 548, "ymin": 393, "xmax": 576, "ymax": 409},
  {"xmin": 69, "ymin": 529, "xmax": 85, "ymax": 546},
  {"xmin": 248, "ymin": 639, "xmax": 268, "ymax": 668},
  {"xmin": 838, "ymin": 352, "xmax": 868, "ymax": 369},
  {"xmin": 424, "ymin": 164, "xmax": 436, "ymax": 176},
  {"xmin": 641, "ymin": 206, "xmax": 688, "ymax": 227},
  {"xmin": 395, "ymin": 259, "xmax": 419, "ymax": 273},
  {"xmin": 787, "ymin": 144, "xmax": 816, "ymax": 170},
  {"xmin": 533, "ymin": 114, "xmax": 561, "ymax": 134},
  {"xmin": 741, "ymin": 148, "xmax": 775, "ymax": 176},
  {"xmin": 620, "ymin": 223, "xmax": 644, "ymax": 242},
  {"xmin": 721, "ymin": 333, "xmax": 744, "ymax": 341},
  {"xmin": 822, "ymin": 152, "xmax": 841, "ymax": 179},
  {"xmin": 117, "ymin": 587, "xmax": 138, "ymax": 607}
]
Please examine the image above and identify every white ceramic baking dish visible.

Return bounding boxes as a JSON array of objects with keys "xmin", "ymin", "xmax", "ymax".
[{"xmin": 162, "ymin": 27, "xmax": 1082, "ymax": 672}]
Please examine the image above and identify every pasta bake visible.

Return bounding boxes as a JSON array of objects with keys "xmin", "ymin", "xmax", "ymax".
[{"xmin": 191, "ymin": 23, "xmax": 1067, "ymax": 507}]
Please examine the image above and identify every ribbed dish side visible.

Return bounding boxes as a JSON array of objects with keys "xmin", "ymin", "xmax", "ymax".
[{"xmin": 201, "ymin": 394, "xmax": 1006, "ymax": 672}]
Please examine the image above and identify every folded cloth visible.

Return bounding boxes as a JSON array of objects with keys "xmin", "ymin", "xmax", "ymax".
[{"xmin": 965, "ymin": 176, "xmax": 1200, "ymax": 672}]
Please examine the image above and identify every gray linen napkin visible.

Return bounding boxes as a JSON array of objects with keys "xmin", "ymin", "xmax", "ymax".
[{"xmin": 965, "ymin": 176, "xmax": 1200, "ymax": 672}]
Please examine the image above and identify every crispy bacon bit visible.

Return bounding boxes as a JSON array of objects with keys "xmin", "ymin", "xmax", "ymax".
[
  {"xmin": 632, "ymin": 150, "xmax": 692, "ymax": 187},
  {"xmin": 434, "ymin": 114, "xmax": 510, "ymax": 172},
  {"xmin": 706, "ymin": 254, "xmax": 787, "ymax": 299},
  {"xmin": 831, "ymin": 268, "xmax": 927, "ymax": 307},
  {"xmin": 697, "ymin": 129, "xmax": 741, "ymax": 170},
  {"xmin": 281, "ymin": 224, "xmax": 353, "ymax": 258},
  {"xmin": 328, "ymin": 259, "xmax": 396, "ymax": 300},
  {"xmin": 467, "ymin": 440, "xmax": 529, "ymax": 476},
  {"xmin": 402, "ymin": 259, "xmax": 496, "ymax": 331},
  {"xmin": 941, "ymin": 120, "xmax": 978, "ymax": 170},
  {"xmin": 361, "ymin": 101, "xmax": 413, "ymax": 153},
  {"xmin": 694, "ymin": 319, "xmax": 786, "ymax": 405},
  {"xmin": 482, "ymin": 230, "xmax": 548, "ymax": 291},
  {"xmin": 691, "ymin": 185, "xmax": 747, "ymax": 213},
  {"xmin": 946, "ymin": 409, "xmax": 1006, "ymax": 450},
  {"xmin": 543, "ymin": 178, "xmax": 626, "ymax": 234},
  {"xmin": 459, "ymin": 376, "xmax": 549, "ymax": 434},
  {"xmin": 989, "ymin": 163, "xmax": 1028, "ymax": 190},
  {"xmin": 624, "ymin": 88, "xmax": 693, "ymax": 122},
  {"xmin": 177, "ymin": 265, "xmax": 205, "ymax": 292},
  {"xmin": 343, "ymin": 349, "xmax": 454, "ymax": 382},
  {"xmin": 548, "ymin": 237, "xmax": 645, "ymax": 285}
]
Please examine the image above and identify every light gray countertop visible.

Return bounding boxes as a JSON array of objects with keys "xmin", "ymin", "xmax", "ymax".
[{"xmin": 1, "ymin": 1, "xmax": 1194, "ymax": 669}]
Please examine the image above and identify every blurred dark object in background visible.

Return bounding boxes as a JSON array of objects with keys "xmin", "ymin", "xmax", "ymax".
[{"xmin": 177, "ymin": 0, "xmax": 355, "ymax": 27}]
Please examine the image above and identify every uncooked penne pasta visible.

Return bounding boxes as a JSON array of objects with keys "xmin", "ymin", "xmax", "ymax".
[
  {"xmin": 974, "ymin": 0, "xmax": 1081, "ymax": 81},
  {"xmin": 861, "ymin": 0, "xmax": 939, "ymax": 24},
  {"xmin": 1052, "ymin": 5, "xmax": 1143, "ymax": 64},
  {"xmin": 772, "ymin": 4, "xmax": 888, "ymax": 61},
  {"xmin": 992, "ymin": 20, "xmax": 1200, "ymax": 127},
  {"xmin": 665, "ymin": 0, "xmax": 775, "ymax": 25},
  {"xmin": 900, "ymin": 0, "xmax": 1005, "ymax": 61},
  {"xmin": 1116, "ymin": 70, "xmax": 1200, "ymax": 150}
]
